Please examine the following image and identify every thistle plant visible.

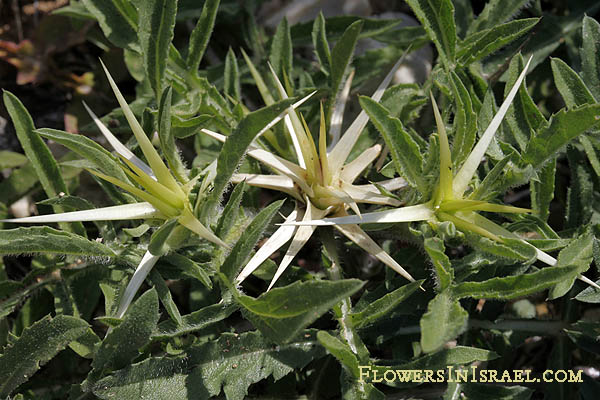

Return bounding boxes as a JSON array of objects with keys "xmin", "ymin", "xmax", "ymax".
[
  {"xmin": 202, "ymin": 56, "xmax": 416, "ymax": 289},
  {"xmin": 288, "ymin": 57, "xmax": 600, "ymax": 290}
]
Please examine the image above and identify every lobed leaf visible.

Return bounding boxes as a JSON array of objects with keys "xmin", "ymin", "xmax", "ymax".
[
  {"xmin": 522, "ymin": 104, "xmax": 600, "ymax": 168},
  {"xmin": 93, "ymin": 330, "xmax": 325, "ymax": 400}
]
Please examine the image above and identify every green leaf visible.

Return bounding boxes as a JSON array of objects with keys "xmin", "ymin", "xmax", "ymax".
[
  {"xmin": 452, "ymin": 264, "xmax": 582, "ymax": 300},
  {"xmin": 420, "ymin": 290, "xmax": 468, "ymax": 353},
  {"xmin": 81, "ymin": 0, "xmax": 138, "ymax": 49},
  {"xmin": 237, "ymin": 279, "xmax": 364, "ymax": 344},
  {"xmin": 148, "ymin": 219, "xmax": 178, "ymax": 256},
  {"xmin": 360, "ymin": 96, "xmax": 426, "ymax": 192},
  {"xmin": 457, "ymin": 382, "xmax": 533, "ymax": 400},
  {"xmin": 464, "ymin": 233, "xmax": 537, "ymax": 263},
  {"xmin": 215, "ymin": 181, "xmax": 246, "ymax": 239},
  {"xmin": 458, "ymin": 18, "xmax": 539, "ymax": 65},
  {"xmin": 3, "ymin": 91, "xmax": 85, "ymax": 236},
  {"xmin": 424, "ymin": 237, "xmax": 453, "ymax": 290},
  {"xmin": 199, "ymin": 98, "xmax": 296, "ymax": 223},
  {"xmin": 0, "ymin": 315, "xmax": 88, "ymax": 397},
  {"xmin": 269, "ymin": 17, "xmax": 293, "ymax": 86},
  {"xmin": 449, "ymin": 72, "xmax": 477, "ymax": 168},
  {"xmin": 138, "ymin": 0, "xmax": 176, "ymax": 97},
  {"xmin": 220, "ymin": 199, "xmax": 284, "ymax": 281},
  {"xmin": 37, "ymin": 128, "xmax": 130, "ymax": 184},
  {"xmin": 350, "ymin": 281, "xmax": 422, "ymax": 329},
  {"xmin": 468, "ymin": 0, "xmax": 531, "ymax": 33},
  {"xmin": 565, "ymin": 146, "xmax": 594, "ymax": 229},
  {"xmin": 0, "ymin": 227, "xmax": 115, "ymax": 257},
  {"xmin": 548, "ymin": 231, "xmax": 594, "ymax": 299},
  {"xmin": 575, "ymin": 280, "xmax": 600, "ymax": 303},
  {"xmin": 153, "ymin": 302, "xmax": 237, "ymax": 340},
  {"xmin": 406, "ymin": 0, "xmax": 456, "ymax": 66},
  {"xmin": 330, "ymin": 20, "xmax": 362, "ymax": 105},
  {"xmin": 522, "ymin": 104, "xmax": 600, "ymax": 168},
  {"xmin": 530, "ymin": 157, "xmax": 556, "ymax": 222},
  {"xmin": 0, "ymin": 150, "xmax": 27, "ymax": 169},
  {"xmin": 224, "ymin": 48, "xmax": 241, "ymax": 102},
  {"xmin": 187, "ymin": 0, "xmax": 220, "ymax": 73},
  {"xmin": 312, "ymin": 12, "xmax": 331, "ymax": 74},
  {"xmin": 582, "ymin": 16, "xmax": 600, "ymax": 101},
  {"xmin": 158, "ymin": 87, "xmax": 187, "ymax": 183},
  {"xmin": 372, "ymin": 346, "xmax": 497, "ymax": 387},
  {"xmin": 160, "ymin": 253, "xmax": 212, "ymax": 289},
  {"xmin": 148, "ymin": 269, "xmax": 182, "ymax": 326},
  {"xmin": 93, "ymin": 330, "xmax": 325, "ymax": 400},
  {"xmin": 550, "ymin": 58, "xmax": 596, "ymax": 108},
  {"xmin": 83, "ymin": 288, "xmax": 159, "ymax": 390},
  {"xmin": 317, "ymin": 330, "xmax": 360, "ymax": 377}
]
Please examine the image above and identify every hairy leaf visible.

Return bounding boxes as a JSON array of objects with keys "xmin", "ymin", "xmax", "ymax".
[
  {"xmin": 93, "ymin": 330, "xmax": 325, "ymax": 400},
  {"xmin": 420, "ymin": 290, "xmax": 468, "ymax": 353},
  {"xmin": 81, "ymin": 0, "xmax": 138, "ymax": 49},
  {"xmin": 406, "ymin": 0, "xmax": 456, "ymax": 66},
  {"xmin": 187, "ymin": 0, "xmax": 220, "ymax": 72},
  {"xmin": 0, "ymin": 315, "xmax": 88, "ymax": 397},
  {"xmin": 237, "ymin": 279, "xmax": 364, "ymax": 344}
]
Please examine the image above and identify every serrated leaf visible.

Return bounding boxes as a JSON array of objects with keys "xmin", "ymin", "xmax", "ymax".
[
  {"xmin": 330, "ymin": 20, "xmax": 362, "ymax": 107},
  {"xmin": 220, "ymin": 199, "xmax": 284, "ymax": 282},
  {"xmin": 93, "ymin": 330, "xmax": 325, "ymax": 400},
  {"xmin": 458, "ymin": 18, "xmax": 539, "ymax": 65},
  {"xmin": 522, "ymin": 104, "xmax": 600, "ymax": 168},
  {"xmin": 424, "ymin": 237, "xmax": 453, "ymax": 290},
  {"xmin": 269, "ymin": 17, "xmax": 293, "ymax": 86},
  {"xmin": 153, "ymin": 303, "xmax": 237, "ymax": 340},
  {"xmin": 4, "ymin": 91, "xmax": 85, "ymax": 236},
  {"xmin": 187, "ymin": 0, "xmax": 220, "ymax": 72},
  {"xmin": 0, "ymin": 315, "xmax": 88, "ymax": 397},
  {"xmin": 551, "ymin": 58, "xmax": 596, "ymax": 108},
  {"xmin": 0, "ymin": 227, "xmax": 115, "ymax": 257},
  {"xmin": 548, "ymin": 231, "xmax": 594, "ymax": 299},
  {"xmin": 420, "ymin": 290, "xmax": 468, "ymax": 353},
  {"xmin": 565, "ymin": 147, "xmax": 594, "ymax": 229},
  {"xmin": 312, "ymin": 12, "xmax": 331, "ymax": 74},
  {"xmin": 237, "ymin": 279, "xmax": 364, "ymax": 344},
  {"xmin": 360, "ymin": 96, "xmax": 426, "ymax": 192},
  {"xmin": 531, "ymin": 157, "xmax": 556, "ymax": 222},
  {"xmin": 350, "ymin": 280, "xmax": 422, "ymax": 329},
  {"xmin": 452, "ymin": 264, "xmax": 581, "ymax": 299},
  {"xmin": 317, "ymin": 330, "xmax": 360, "ymax": 377},
  {"xmin": 81, "ymin": 0, "xmax": 138, "ymax": 49},
  {"xmin": 449, "ymin": 72, "xmax": 477, "ymax": 168},
  {"xmin": 468, "ymin": 0, "xmax": 531, "ymax": 33},
  {"xmin": 38, "ymin": 127, "xmax": 129, "ymax": 183},
  {"xmin": 224, "ymin": 48, "xmax": 241, "ymax": 102},
  {"xmin": 406, "ymin": 0, "xmax": 456, "ymax": 66},
  {"xmin": 216, "ymin": 181, "xmax": 246, "ymax": 239},
  {"xmin": 84, "ymin": 288, "xmax": 159, "ymax": 389},
  {"xmin": 582, "ymin": 16, "xmax": 600, "ymax": 101},
  {"xmin": 199, "ymin": 98, "xmax": 296, "ymax": 223},
  {"xmin": 138, "ymin": 0, "xmax": 176, "ymax": 97}
]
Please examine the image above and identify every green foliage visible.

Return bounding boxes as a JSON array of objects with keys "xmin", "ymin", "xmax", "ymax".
[
  {"xmin": 4, "ymin": 3, "xmax": 600, "ymax": 399},
  {"xmin": 0, "ymin": 315, "xmax": 88, "ymax": 396}
]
